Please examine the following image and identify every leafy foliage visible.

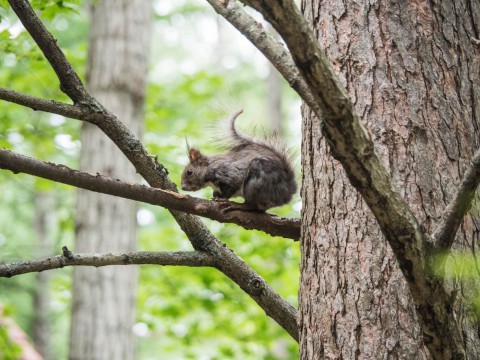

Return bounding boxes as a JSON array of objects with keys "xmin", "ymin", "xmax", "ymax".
[
  {"xmin": 0, "ymin": 0, "xmax": 301, "ymax": 359},
  {"xmin": 0, "ymin": 325, "xmax": 22, "ymax": 360},
  {"xmin": 431, "ymin": 251, "xmax": 480, "ymax": 323}
]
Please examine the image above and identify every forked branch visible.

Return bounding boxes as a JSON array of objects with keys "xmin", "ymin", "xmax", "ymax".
[{"xmin": 8, "ymin": 0, "xmax": 92, "ymax": 103}]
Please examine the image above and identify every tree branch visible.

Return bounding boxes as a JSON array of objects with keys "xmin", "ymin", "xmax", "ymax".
[
  {"xmin": 0, "ymin": 249, "xmax": 215, "ymax": 278},
  {"xmin": 433, "ymin": 148, "xmax": 480, "ymax": 250},
  {"xmin": 4, "ymin": 0, "xmax": 299, "ymax": 341},
  {"xmin": 0, "ymin": 88, "xmax": 90, "ymax": 120},
  {"xmin": 0, "ymin": 149, "xmax": 300, "ymax": 240},
  {"xmin": 206, "ymin": 0, "xmax": 320, "ymax": 116}
]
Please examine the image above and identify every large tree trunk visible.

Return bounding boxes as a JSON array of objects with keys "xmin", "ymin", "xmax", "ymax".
[
  {"xmin": 69, "ymin": 1, "xmax": 151, "ymax": 359},
  {"xmin": 300, "ymin": 0, "xmax": 480, "ymax": 358}
]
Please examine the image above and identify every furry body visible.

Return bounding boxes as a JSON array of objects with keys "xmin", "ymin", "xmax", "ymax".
[{"xmin": 181, "ymin": 109, "xmax": 297, "ymax": 211}]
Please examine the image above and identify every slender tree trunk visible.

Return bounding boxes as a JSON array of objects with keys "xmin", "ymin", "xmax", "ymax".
[
  {"xmin": 69, "ymin": 1, "xmax": 151, "ymax": 359},
  {"xmin": 300, "ymin": 0, "xmax": 480, "ymax": 358},
  {"xmin": 31, "ymin": 193, "xmax": 53, "ymax": 360},
  {"xmin": 267, "ymin": 64, "xmax": 283, "ymax": 135},
  {"xmin": 266, "ymin": 25, "xmax": 283, "ymax": 135}
]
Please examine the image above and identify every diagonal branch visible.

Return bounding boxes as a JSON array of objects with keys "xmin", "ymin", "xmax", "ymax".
[
  {"xmin": 4, "ymin": 0, "xmax": 299, "ymax": 340},
  {"xmin": 206, "ymin": 0, "xmax": 320, "ymax": 116},
  {"xmin": 433, "ymin": 148, "xmax": 480, "ymax": 250},
  {"xmin": 211, "ymin": 0, "xmax": 429, "ymax": 271},
  {"xmin": 0, "ymin": 249, "xmax": 215, "ymax": 278},
  {"xmin": 0, "ymin": 149, "xmax": 300, "ymax": 240}
]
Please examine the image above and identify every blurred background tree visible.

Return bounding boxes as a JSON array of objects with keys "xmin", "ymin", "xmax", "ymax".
[
  {"xmin": 69, "ymin": 1, "xmax": 151, "ymax": 359},
  {"xmin": 0, "ymin": 0, "xmax": 301, "ymax": 359}
]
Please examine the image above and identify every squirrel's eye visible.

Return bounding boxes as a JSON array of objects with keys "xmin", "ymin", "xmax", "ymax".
[{"xmin": 186, "ymin": 169, "xmax": 193, "ymax": 176}]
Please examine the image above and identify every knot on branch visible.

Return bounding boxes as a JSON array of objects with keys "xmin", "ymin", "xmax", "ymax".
[
  {"xmin": 62, "ymin": 246, "xmax": 75, "ymax": 260},
  {"xmin": 248, "ymin": 276, "xmax": 265, "ymax": 295}
]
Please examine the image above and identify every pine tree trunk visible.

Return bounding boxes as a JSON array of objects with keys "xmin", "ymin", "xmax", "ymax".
[
  {"xmin": 300, "ymin": 0, "xmax": 480, "ymax": 358},
  {"xmin": 69, "ymin": 1, "xmax": 151, "ymax": 359}
]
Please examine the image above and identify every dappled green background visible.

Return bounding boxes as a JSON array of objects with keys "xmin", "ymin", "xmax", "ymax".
[{"xmin": 0, "ymin": 1, "xmax": 301, "ymax": 359}]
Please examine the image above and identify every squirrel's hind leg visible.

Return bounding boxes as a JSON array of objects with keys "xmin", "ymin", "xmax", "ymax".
[{"xmin": 216, "ymin": 200, "xmax": 265, "ymax": 213}]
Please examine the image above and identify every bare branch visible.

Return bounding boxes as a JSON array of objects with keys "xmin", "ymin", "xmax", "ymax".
[
  {"xmin": 235, "ymin": 0, "xmax": 422, "ymax": 244},
  {"xmin": 0, "ymin": 149, "xmax": 300, "ymax": 240},
  {"xmin": 206, "ymin": 0, "xmax": 320, "ymax": 115},
  {"xmin": 0, "ymin": 87, "xmax": 301, "ymax": 240},
  {"xmin": 434, "ymin": 148, "xmax": 480, "ymax": 249},
  {"xmin": 0, "ymin": 88, "xmax": 90, "ymax": 120},
  {"xmin": 0, "ymin": 249, "xmax": 215, "ymax": 278},
  {"xmin": 210, "ymin": 1, "xmax": 428, "ymax": 257}
]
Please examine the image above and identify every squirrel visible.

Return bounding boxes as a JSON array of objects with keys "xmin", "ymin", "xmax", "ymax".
[{"xmin": 181, "ymin": 109, "xmax": 297, "ymax": 212}]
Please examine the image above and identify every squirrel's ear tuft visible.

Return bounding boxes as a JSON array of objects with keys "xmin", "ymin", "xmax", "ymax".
[{"xmin": 188, "ymin": 148, "xmax": 204, "ymax": 162}]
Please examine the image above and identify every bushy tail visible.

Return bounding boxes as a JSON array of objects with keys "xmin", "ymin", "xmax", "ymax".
[{"xmin": 227, "ymin": 109, "xmax": 256, "ymax": 146}]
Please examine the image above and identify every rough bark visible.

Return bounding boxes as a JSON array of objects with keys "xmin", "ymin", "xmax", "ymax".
[
  {"xmin": 300, "ymin": 0, "xmax": 480, "ymax": 359},
  {"xmin": 69, "ymin": 1, "xmax": 151, "ymax": 359}
]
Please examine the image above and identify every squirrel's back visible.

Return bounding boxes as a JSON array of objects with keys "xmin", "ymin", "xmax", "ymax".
[{"xmin": 224, "ymin": 109, "xmax": 297, "ymax": 210}]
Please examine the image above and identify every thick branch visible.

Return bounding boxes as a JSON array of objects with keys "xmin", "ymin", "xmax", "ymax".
[
  {"xmin": 0, "ymin": 250, "xmax": 215, "ymax": 278},
  {"xmin": 211, "ymin": 1, "xmax": 430, "ymax": 263},
  {"xmin": 4, "ymin": 0, "xmax": 299, "ymax": 340},
  {"xmin": 0, "ymin": 149, "xmax": 300, "ymax": 240},
  {"xmin": 433, "ymin": 148, "xmax": 480, "ymax": 249}
]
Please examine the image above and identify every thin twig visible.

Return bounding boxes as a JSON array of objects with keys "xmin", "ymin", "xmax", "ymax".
[
  {"xmin": 0, "ymin": 250, "xmax": 215, "ymax": 278},
  {"xmin": 0, "ymin": 149, "xmax": 300, "ymax": 240}
]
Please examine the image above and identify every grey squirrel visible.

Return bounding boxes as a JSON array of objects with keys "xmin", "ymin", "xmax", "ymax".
[{"xmin": 181, "ymin": 109, "xmax": 297, "ymax": 212}]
